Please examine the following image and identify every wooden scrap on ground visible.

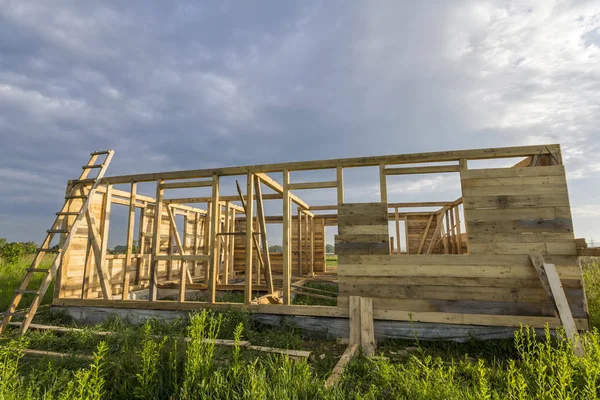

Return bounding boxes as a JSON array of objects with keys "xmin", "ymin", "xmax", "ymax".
[{"xmin": 324, "ymin": 344, "xmax": 359, "ymax": 388}]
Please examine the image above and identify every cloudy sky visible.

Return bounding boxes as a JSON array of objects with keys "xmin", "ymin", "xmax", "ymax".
[{"xmin": 0, "ymin": 0, "xmax": 599, "ymax": 246}]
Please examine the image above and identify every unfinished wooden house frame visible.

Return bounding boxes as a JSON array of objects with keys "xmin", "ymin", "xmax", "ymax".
[{"xmin": 2, "ymin": 144, "xmax": 594, "ymax": 342}]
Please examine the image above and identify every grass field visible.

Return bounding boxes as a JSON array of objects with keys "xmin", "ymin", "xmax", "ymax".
[{"xmin": 0, "ymin": 255, "xmax": 599, "ymax": 399}]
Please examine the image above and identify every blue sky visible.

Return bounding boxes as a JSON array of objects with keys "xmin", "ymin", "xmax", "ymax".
[{"xmin": 0, "ymin": 1, "xmax": 599, "ymax": 246}]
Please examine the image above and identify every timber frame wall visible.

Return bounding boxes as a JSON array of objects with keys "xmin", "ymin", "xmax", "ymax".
[{"xmin": 54, "ymin": 144, "xmax": 590, "ymax": 331}]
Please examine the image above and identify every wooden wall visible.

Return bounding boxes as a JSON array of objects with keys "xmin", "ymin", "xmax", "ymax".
[
  {"xmin": 406, "ymin": 213, "xmax": 440, "ymax": 254},
  {"xmin": 337, "ymin": 165, "xmax": 588, "ymax": 329},
  {"xmin": 335, "ymin": 203, "xmax": 389, "ymax": 255},
  {"xmin": 233, "ymin": 217, "xmax": 326, "ymax": 276}
]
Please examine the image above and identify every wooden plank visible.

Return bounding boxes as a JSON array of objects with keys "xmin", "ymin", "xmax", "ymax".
[
  {"xmin": 164, "ymin": 193, "xmax": 283, "ymax": 204},
  {"xmin": 454, "ymin": 205, "xmax": 463, "ymax": 254},
  {"xmin": 578, "ymin": 248, "xmax": 600, "ymax": 256},
  {"xmin": 160, "ymin": 180, "xmax": 212, "ymax": 189},
  {"xmin": 149, "ymin": 180, "xmax": 164, "ymax": 301},
  {"xmin": 93, "ymin": 144, "xmax": 562, "ymax": 185},
  {"xmin": 283, "ymin": 170, "xmax": 291, "ymax": 304},
  {"xmin": 528, "ymin": 253, "xmax": 560, "ymax": 317},
  {"xmin": 379, "ymin": 164, "xmax": 387, "ymax": 203},
  {"xmin": 324, "ymin": 344, "xmax": 359, "ymax": 388},
  {"xmin": 395, "ymin": 208, "xmax": 400, "ymax": 254},
  {"xmin": 337, "ymin": 167, "xmax": 344, "ymax": 205},
  {"xmin": 384, "ymin": 164, "xmax": 461, "ymax": 175},
  {"xmin": 466, "ymin": 207, "xmax": 571, "ymax": 222},
  {"xmin": 121, "ymin": 183, "xmax": 136, "ymax": 300},
  {"xmin": 417, "ymin": 215, "xmax": 434, "ymax": 254},
  {"xmin": 349, "ymin": 296, "xmax": 361, "ymax": 345},
  {"xmin": 461, "ymin": 165, "xmax": 565, "ymax": 180},
  {"xmin": 166, "ymin": 207, "xmax": 189, "ymax": 303},
  {"xmin": 254, "ymin": 172, "xmax": 309, "ymax": 210},
  {"xmin": 288, "ymin": 180, "xmax": 338, "ymax": 190},
  {"xmin": 208, "ymin": 175, "xmax": 220, "ymax": 303},
  {"xmin": 463, "ymin": 193, "xmax": 570, "ymax": 210},
  {"xmin": 462, "ymin": 184, "xmax": 568, "ymax": 197},
  {"xmin": 84, "ymin": 211, "xmax": 112, "ymax": 299},
  {"xmin": 154, "ymin": 255, "xmax": 209, "ymax": 261},
  {"xmin": 98, "ymin": 185, "xmax": 113, "ymax": 297},
  {"xmin": 360, "ymin": 297, "xmax": 375, "ymax": 356},
  {"xmin": 543, "ymin": 262, "xmax": 584, "ymax": 356},
  {"xmin": 245, "ymin": 173, "xmax": 255, "ymax": 305}
]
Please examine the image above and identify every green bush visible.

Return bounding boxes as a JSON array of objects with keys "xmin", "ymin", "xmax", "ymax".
[{"xmin": 0, "ymin": 242, "xmax": 25, "ymax": 265}]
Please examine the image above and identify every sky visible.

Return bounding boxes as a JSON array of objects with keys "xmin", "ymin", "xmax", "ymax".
[{"xmin": 0, "ymin": 0, "xmax": 599, "ymax": 247}]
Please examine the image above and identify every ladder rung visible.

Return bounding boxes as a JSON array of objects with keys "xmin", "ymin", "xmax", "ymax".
[
  {"xmin": 15, "ymin": 290, "xmax": 39, "ymax": 295},
  {"xmin": 39, "ymin": 248, "xmax": 60, "ymax": 253},
  {"xmin": 2, "ymin": 312, "xmax": 27, "ymax": 318},
  {"xmin": 47, "ymin": 229, "xmax": 69, "ymax": 234},
  {"xmin": 66, "ymin": 195, "xmax": 87, "ymax": 200},
  {"xmin": 90, "ymin": 150, "xmax": 111, "ymax": 156},
  {"xmin": 83, "ymin": 164, "xmax": 103, "ymax": 169},
  {"xmin": 56, "ymin": 212, "xmax": 80, "ymax": 216},
  {"xmin": 27, "ymin": 268, "xmax": 50, "ymax": 273}
]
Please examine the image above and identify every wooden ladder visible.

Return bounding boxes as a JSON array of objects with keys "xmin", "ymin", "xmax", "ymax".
[{"xmin": 0, "ymin": 150, "xmax": 115, "ymax": 335}]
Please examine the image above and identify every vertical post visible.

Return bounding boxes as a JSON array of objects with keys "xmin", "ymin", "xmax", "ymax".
[
  {"xmin": 149, "ymin": 180, "xmax": 164, "ymax": 302},
  {"xmin": 122, "ymin": 182, "xmax": 137, "ymax": 300},
  {"xmin": 223, "ymin": 202, "xmax": 230, "ymax": 285},
  {"xmin": 304, "ymin": 212, "xmax": 309, "ymax": 275},
  {"xmin": 404, "ymin": 215, "xmax": 409, "ymax": 254},
  {"xmin": 245, "ymin": 172, "xmax": 255, "ymax": 305},
  {"xmin": 229, "ymin": 209, "xmax": 236, "ymax": 279},
  {"xmin": 208, "ymin": 175, "xmax": 220, "ymax": 303},
  {"xmin": 449, "ymin": 206, "xmax": 457, "ymax": 254},
  {"xmin": 203, "ymin": 208, "xmax": 211, "ymax": 284},
  {"xmin": 379, "ymin": 163, "xmax": 387, "ymax": 203},
  {"xmin": 282, "ymin": 169, "xmax": 291, "ymax": 304},
  {"xmin": 297, "ymin": 208, "xmax": 302, "ymax": 275},
  {"xmin": 135, "ymin": 207, "xmax": 146, "ymax": 286},
  {"xmin": 193, "ymin": 212, "xmax": 200, "ymax": 277},
  {"xmin": 445, "ymin": 209, "xmax": 453, "ymax": 254},
  {"xmin": 454, "ymin": 204, "xmax": 463, "ymax": 255},
  {"xmin": 337, "ymin": 166, "xmax": 344, "ymax": 205},
  {"xmin": 99, "ymin": 184, "xmax": 113, "ymax": 300},
  {"xmin": 310, "ymin": 216, "xmax": 315, "ymax": 276},
  {"xmin": 255, "ymin": 178, "xmax": 274, "ymax": 293},
  {"xmin": 394, "ymin": 207, "xmax": 400, "ymax": 254}
]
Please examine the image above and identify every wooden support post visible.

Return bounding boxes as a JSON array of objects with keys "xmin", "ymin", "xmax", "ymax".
[
  {"xmin": 297, "ymin": 208, "xmax": 302, "ymax": 275},
  {"xmin": 149, "ymin": 180, "xmax": 164, "ymax": 301},
  {"xmin": 379, "ymin": 163, "xmax": 387, "ymax": 203},
  {"xmin": 529, "ymin": 253, "xmax": 583, "ymax": 357},
  {"xmin": 454, "ymin": 205, "xmax": 463, "ymax": 254},
  {"xmin": 99, "ymin": 185, "xmax": 113, "ymax": 298},
  {"xmin": 166, "ymin": 206, "xmax": 191, "ymax": 303},
  {"xmin": 304, "ymin": 212, "xmax": 309, "ymax": 275},
  {"xmin": 337, "ymin": 166, "xmax": 344, "ymax": 205},
  {"xmin": 324, "ymin": 344, "xmax": 359, "ymax": 388},
  {"xmin": 360, "ymin": 297, "xmax": 376, "ymax": 356},
  {"xmin": 203, "ymin": 208, "xmax": 210, "ymax": 284},
  {"xmin": 245, "ymin": 172, "xmax": 255, "ymax": 305},
  {"xmin": 135, "ymin": 207, "xmax": 146, "ymax": 286},
  {"xmin": 223, "ymin": 203, "xmax": 230, "ymax": 285},
  {"xmin": 208, "ymin": 175, "xmax": 220, "ymax": 303},
  {"xmin": 417, "ymin": 215, "xmax": 434, "ymax": 254},
  {"xmin": 121, "ymin": 183, "xmax": 136, "ymax": 300},
  {"xmin": 449, "ymin": 206, "xmax": 457, "ymax": 254},
  {"xmin": 255, "ymin": 178, "xmax": 274, "ymax": 294},
  {"xmin": 444, "ymin": 209, "xmax": 451, "ymax": 254},
  {"xmin": 193, "ymin": 212, "xmax": 201, "ymax": 277},
  {"xmin": 349, "ymin": 296, "xmax": 361, "ymax": 345},
  {"xmin": 283, "ymin": 169, "xmax": 292, "ymax": 304},
  {"xmin": 85, "ymin": 211, "xmax": 112, "ymax": 299},
  {"xmin": 404, "ymin": 215, "xmax": 409, "ymax": 254},
  {"xmin": 228, "ymin": 209, "xmax": 236, "ymax": 279},
  {"xmin": 394, "ymin": 208, "xmax": 400, "ymax": 254},
  {"xmin": 310, "ymin": 216, "xmax": 315, "ymax": 276},
  {"xmin": 427, "ymin": 208, "xmax": 446, "ymax": 254}
]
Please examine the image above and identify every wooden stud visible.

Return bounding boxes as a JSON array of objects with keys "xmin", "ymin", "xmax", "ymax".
[
  {"xmin": 288, "ymin": 180, "xmax": 338, "ymax": 190},
  {"xmin": 310, "ymin": 216, "xmax": 315, "ymax": 275},
  {"xmin": 349, "ymin": 295, "xmax": 361, "ymax": 345},
  {"xmin": 283, "ymin": 170, "xmax": 292, "ymax": 304},
  {"xmin": 379, "ymin": 163, "xmax": 387, "ymax": 203},
  {"xmin": 135, "ymin": 208, "xmax": 146, "ymax": 286},
  {"xmin": 121, "ymin": 183, "xmax": 136, "ymax": 300},
  {"xmin": 298, "ymin": 208, "xmax": 303, "ymax": 275},
  {"xmin": 166, "ymin": 206, "xmax": 190, "ymax": 303},
  {"xmin": 384, "ymin": 164, "xmax": 461, "ymax": 175},
  {"xmin": 149, "ymin": 180, "xmax": 164, "ymax": 301},
  {"xmin": 228, "ymin": 209, "xmax": 236, "ymax": 279},
  {"xmin": 337, "ymin": 166, "xmax": 344, "ymax": 205},
  {"xmin": 255, "ymin": 178, "xmax": 274, "ymax": 294},
  {"xmin": 454, "ymin": 204, "xmax": 463, "ymax": 255},
  {"xmin": 395, "ymin": 208, "xmax": 400, "ymax": 254},
  {"xmin": 404, "ymin": 215, "xmax": 409, "ymax": 255},
  {"xmin": 85, "ymin": 211, "xmax": 112, "ymax": 299},
  {"xmin": 223, "ymin": 203, "xmax": 230, "ymax": 285},
  {"xmin": 360, "ymin": 297, "xmax": 376, "ymax": 356},
  {"xmin": 98, "ymin": 185, "xmax": 113, "ymax": 298},
  {"xmin": 208, "ymin": 174, "xmax": 220, "ymax": 303},
  {"xmin": 245, "ymin": 173, "xmax": 255, "ymax": 305}
]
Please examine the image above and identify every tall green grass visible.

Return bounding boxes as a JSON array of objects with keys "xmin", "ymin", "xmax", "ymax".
[{"xmin": 0, "ymin": 254, "xmax": 54, "ymax": 311}]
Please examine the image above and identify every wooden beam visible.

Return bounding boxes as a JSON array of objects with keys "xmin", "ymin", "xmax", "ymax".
[
  {"xmin": 163, "ymin": 193, "xmax": 283, "ymax": 204},
  {"xmin": 529, "ymin": 252, "xmax": 560, "ymax": 317},
  {"xmin": 208, "ymin": 175, "xmax": 220, "ymax": 303},
  {"xmin": 379, "ymin": 164, "xmax": 387, "ymax": 203},
  {"xmin": 384, "ymin": 164, "xmax": 461, "ymax": 175},
  {"xmin": 223, "ymin": 203, "xmax": 230, "ymax": 285},
  {"xmin": 417, "ymin": 215, "xmax": 434, "ymax": 254},
  {"xmin": 245, "ymin": 173, "xmax": 255, "ymax": 305},
  {"xmin": 337, "ymin": 166, "xmax": 344, "ymax": 205},
  {"xmin": 255, "ymin": 178, "xmax": 274, "ymax": 294},
  {"xmin": 98, "ymin": 185, "xmax": 113, "ymax": 297},
  {"xmin": 149, "ymin": 180, "xmax": 164, "ymax": 301},
  {"xmin": 288, "ymin": 180, "xmax": 338, "ymax": 190},
  {"xmin": 324, "ymin": 344, "xmax": 359, "ymax": 388},
  {"xmin": 283, "ymin": 170, "xmax": 292, "ymax": 304},
  {"xmin": 394, "ymin": 208, "xmax": 400, "ymax": 254},
  {"xmin": 166, "ymin": 206, "xmax": 192, "ymax": 302},
  {"xmin": 153, "ymin": 255, "xmax": 209, "ymax": 261},
  {"xmin": 84, "ymin": 211, "xmax": 112, "ymax": 299},
  {"xmin": 254, "ymin": 172, "xmax": 309, "ymax": 210},
  {"xmin": 122, "ymin": 183, "xmax": 136, "ymax": 300},
  {"xmin": 160, "ymin": 180, "xmax": 212, "ymax": 189},
  {"xmin": 87, "ymin": 144, "xmax": 562, "ymax": 185},
  {"xmin": 349, "ymin": 296, "xmax": 360, "ymax": 345},
  {"xmin": 360, "ymin": 297, "xmax": 376, "ymax": 356}
]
